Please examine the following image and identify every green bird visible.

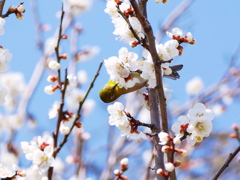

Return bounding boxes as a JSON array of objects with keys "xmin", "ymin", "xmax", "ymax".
[{"xmin": 99, "ymin": 65, "xmax": 183, "ymax": 103}]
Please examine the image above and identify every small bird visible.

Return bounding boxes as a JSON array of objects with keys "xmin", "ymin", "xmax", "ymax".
[{"xmin": 99, "ymin": 64, "xmax": 183, "ymax": 103}]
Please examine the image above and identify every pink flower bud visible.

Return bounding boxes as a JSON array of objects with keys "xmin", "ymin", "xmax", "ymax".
[
  {"xmin": 59, "ymin": 54, "xmax": 68, "ymax": 60},
  {"xmin": 61, "ymin": 35, "xmax": 68, "ymax": 39}
]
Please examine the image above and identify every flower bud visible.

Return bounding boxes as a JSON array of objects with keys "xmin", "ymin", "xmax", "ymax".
[
  {"xmin": 173, "ymin": 137, "xmax": 181, "ymax": 145},
  {"xmin": 59, "ymin": 53, "xmax": 68, "ymax": 60},
  {"xmin": 229, "ymin": 133, "xmax": 237, "ymax": 139},
  {"xmin": 44, "ymin": 85, "xmax": 58, "ymax": 94},
  {"xmin": 176, "ymin": 148, "xmax": 188, "ymax": 157},
  {"xmin": 120, "ymin": 158, "xmax": 129, "ymax": 166},
  {"xmin": 174, "ymin": 160, "xmax": 181, "ymax": 167},
  {"xmin": 165, "ymin": 162, "xmax": 175, "ymax": 172},
  {"xmin": 47, "ymin": 75, "xmax": 58, "ymax": 82},
  {"xmin": 114, "ymin": 169, "xmax": 121, "ymax": 176},
  {"xmin": 49, "ymin": 60, "xmax": 60, "ymax": 70},
  {"xmin": 161, "ymin": 145, "xmax": 172, "ymax": 153},
  {"xmin": 8, "ymin": 6, "xmax": 16, "ymax": 13},
  {"xmin": 61, "ymin": 35, "xmax": 68, "ymax": 39},
  {"xmin": 17, "ymin": 4, "xmax": 25, "ymax": 13},
  {"xmin": 156, "ymin": 168, "xmax": 165, "ymax": 176}
]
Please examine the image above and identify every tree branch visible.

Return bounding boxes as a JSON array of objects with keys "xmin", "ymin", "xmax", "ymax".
[{"xmin": 212, "ymin": 145, "xmax": 240, "ymax": 180}]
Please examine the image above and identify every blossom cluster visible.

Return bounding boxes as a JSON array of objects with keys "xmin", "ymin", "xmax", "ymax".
[
  {"xmin": 156, "ymin": 103, "xmax": 214, "ymax": 177},
  {"xmin": 21, "ymin": 133, "xmax": 55, "ymax": 176},
  {"xmin": 107, "ymin": 102, "xmax": 147, "ymax": 140},
  {"xmin": 171, "ymin": 103, "xmax": 214, "ymax": 145}
]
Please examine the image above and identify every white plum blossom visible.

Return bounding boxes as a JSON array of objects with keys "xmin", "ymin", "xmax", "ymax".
[
  {"xmin": 0, "ymin": 72, "xmax": 26, "ymax": 112},
  {"xmin": 108, "ymin": 102, "xmax": 129, "ymax": 129},
  {"xmin": 105, "ymin": 1, "xmax": 144, "ymax": 44},
  {"xmin": 140, "ymin": 60, "xmax": 156, "ymax": 88},
  {"xmin": 0, "ymin": 17, "xmax": 5, "ymax": 35},
  {"xmin": 167, "ymin": 27, "xmax": 196, "ymax": 44},
  {"xmin": 104, "ymin": 47, "xmax": 141, "ymax": 89},
  {"xmin": 107, "ymin": 102, "xmax": 147, "ymax": 140},
  {"xmin": 171, "ymin": 103, "xmax": 214, "ymax": 145},
  {"xmin": 166, "ymin": 27, "xmax": 183, "ymax": 40},
  {"xmin": 0, "ymin": 85, "xmax": 7, "ymax": 105},
  {"xmin": 21, "ymin": 133, "xmax": 54, "ymax": 174},
  {"xmin": 44, "ymin": 37, "xmax": 58, "ymax": 56},
  {"xmin": 64, "ymin": 0, "xmax": 92, "ymax": 17},
  {"xmin": 0, "ymin": 163, "xmax": 18, "ymax": 178},
  {"xmin": 76, "ymin": 45, "xmax": 100, "ymax": 62},
  {"xmin": 0, "ymin": 47, "xmax": 12, "ymax": 72},
  {"xmin": 158, "ymin": 132, "xmax": 170, "ymax": 145},
  {"xmin": 60, "ymin": 116, "xmax": 75, "ymax": 135},
  {"xmin": 186, "ymin": 77, "xmax": 204, "ymax": 95},
  {"xmin": 77, "ymin": 70, "xmax": 88, "ymax": 84}
]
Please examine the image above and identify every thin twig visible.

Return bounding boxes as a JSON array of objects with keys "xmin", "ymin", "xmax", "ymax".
[
  {"xmin": 0, "ymin": 0, "xmax": 6, "ymax": 16},
  {"xmin": 55, "ymin": 61, "xmax": 103, "ymax": 155},
  {"xmin": 212, "ymin": 145, "xmax": 240, "ymax": 180}
]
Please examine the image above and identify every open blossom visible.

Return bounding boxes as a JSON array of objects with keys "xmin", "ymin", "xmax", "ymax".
[
  {"xmin": 0, "ymin": 17, "xmax": 5, "ymax": 35},
  {"xmin": 0, "ymin": 85, "xmax": 7, "ymax": 105},
  {"xmin": 186, "ymin": 77, "xmax": 204, "ymax": 95},
  {"xmin": 107, "ymin": 102, "xmax": 147, "ymax": 140},
  {"xmin": 108, "ymin": 102, "xmax": 129, "ymax": 129},
  {"xmin": 0, "ymin": 163, "xmax": 18, "ymax": 178},
  {"xmin": 167, "ymin": 27, "xmax": 196, "ymax": 44},
  {"xmin": 171, "ymin": 103, "xmax": 214, "ymax": 145},
  {"xmin": 105, "ymin": 1, "xmax": 144, "ymax": 44},
  {"xmin": 64, "ymin": 0, "xmax": 92, "ymax": 17},
  {"xmin": 166, "ymin": 27, "xmax": 183, "ymax": 40},
  {"xmin": 104, "ymin": 47, "xmax": 141, "ymax": 89},
  {"xmin": 0, "ymin": 47, "xmax": 12, "ymax": 72},
  {"xmin": 48, "ymin": 101, "xmax": 60, "ymax": 119},
  {"xmin": 21, "ymin": 133, "xmax": 54, "ymax": 174}
]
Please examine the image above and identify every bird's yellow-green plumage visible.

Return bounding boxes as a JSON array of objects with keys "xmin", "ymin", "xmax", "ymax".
[{"xmin": 99, "ymin": 72, "xmax": 146, "ymax": 103}]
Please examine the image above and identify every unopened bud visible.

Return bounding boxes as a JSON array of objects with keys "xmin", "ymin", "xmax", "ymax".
[
  {"xmin": 129, "ymin": 41, "xmax": 140, "ymax": 47},
  {"xmin": 75, "ymin": 121, "xmax": 82, "ymax": 128},
  {"xmin": 162, "ymin": 145, "xmax": 172, "ymax": 153},
  {"xmin": 47, "ymin": 75, "xmax": 58, "ymax": 82},
  {"xmin": 175, "ymin": 148, "xmax": 188, "ymax": 157},
  {"xmin": 156, "ymin": 168, "xmax": 165, "ymax": 176},
  {"xmin": 48, "ymin": 60, "xmax": 60, "ymax": 70},
  {"xmin": 229, "ymin": 133, "xmax": 237, "ymax": 139},
  {"xmin": 165, "ymin": 162, "xmax": 175, "ymax": 172},
  {"xmin": 114, "ymin": 169, "xmax": 121, "ymax": 176},
  {"xmin": 8, "ymin": 6, "xmax": 16, "ymax": 13},
  {"xmin": 173, "ymin": 137, "xmax": 181, "ymax": 145},
  {"xmin": 174, "ymin": 160, "xmax": 181, "ymax": 167},
  {"xmin": 61, "ymin": 35, "xmax": 68, "ymax": 39},
  {"xmin": 232, "ymin": 124, "xmax": 239, "ymax": 131},
  {"xmin": 59, "ymin": 53, "xmax": 68, "ymax": 60},
  {"xmin": 44, "ymin": 85, "xmax": 59, "ymax": 94}
]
